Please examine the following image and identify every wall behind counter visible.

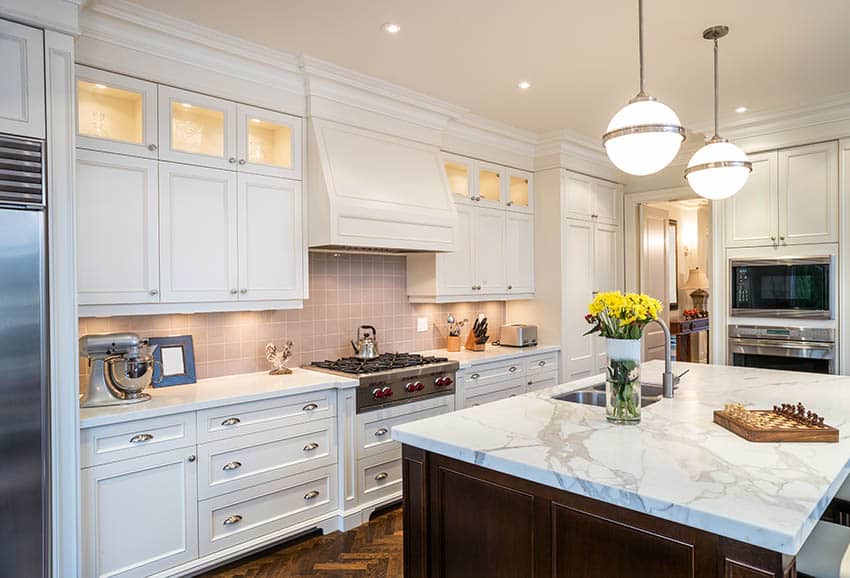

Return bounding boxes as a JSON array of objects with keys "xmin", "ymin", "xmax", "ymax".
[{"xmin": 79, "ymin": 252, "xmax": 506, "ymax": 381}]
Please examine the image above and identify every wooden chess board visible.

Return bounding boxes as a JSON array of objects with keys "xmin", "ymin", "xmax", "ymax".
[{"xmin": 713, "ymin": 405, "xmax": 839, "ymax": 443}]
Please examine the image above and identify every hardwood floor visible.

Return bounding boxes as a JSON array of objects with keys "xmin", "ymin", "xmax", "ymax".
[{"xmin": 199, "ymin": 506, "xmax": 404, "ymax": 578}]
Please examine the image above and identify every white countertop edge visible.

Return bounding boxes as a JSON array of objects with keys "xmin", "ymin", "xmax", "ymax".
[{"xmin": 418, "ymin": 343, "xmax": 561, "ymax": 369}]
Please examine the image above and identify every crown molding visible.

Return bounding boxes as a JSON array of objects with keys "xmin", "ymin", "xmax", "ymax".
[{"xmin": 0, "ymin": 0, "xmax": 81, "ymax": 34}]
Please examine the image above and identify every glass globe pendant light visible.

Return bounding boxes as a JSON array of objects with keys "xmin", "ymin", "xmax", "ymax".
[
  {"xmin": 685, "ymin": 26, "xmax": 752, "ymax": 200},
  {"xmin": 603, "ymin": 0, "xmax": 686, "ymax": 175}
]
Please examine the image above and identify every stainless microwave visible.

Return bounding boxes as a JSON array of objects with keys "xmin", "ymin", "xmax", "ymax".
[{"xmin": 729, "ymin": 257, "xmax": 833, "ymax": 319}]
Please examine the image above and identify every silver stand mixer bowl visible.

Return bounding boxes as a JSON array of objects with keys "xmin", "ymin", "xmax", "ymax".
[{"xmin": 80, "ymin": 333, "xmax": 157, "ymax": 408}]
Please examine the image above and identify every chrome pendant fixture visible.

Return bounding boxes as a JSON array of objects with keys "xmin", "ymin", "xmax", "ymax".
[
  {"xmin": 685, "ymin": 26, "xmax": 752, "ymax": 200},
  {"xmin": 603, "ymin": 0, "xmax": 686, "ymax": 176}
]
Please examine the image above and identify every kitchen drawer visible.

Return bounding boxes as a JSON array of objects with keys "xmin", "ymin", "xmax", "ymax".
[
  {"xmin": 526, "ymin": 371, "xmax": 559, "ymax": 393},
  {"xmin": 463, "ymin": 372, "xmax": 526, "ymax": 399},
  {"xmin": 464, "ymin": 385, "xmax": 525, "ymax": 409},
  {"xmin": 358, "ymin": 451, "xmax": 403, "ymax": 505},
  {"xmin": 460, "ymin": 359, "xmax": 524, "ymax": 388},
  {"xmin": 199, "ymin": 465, "xmax": 337, "ymax": 557},
  {"xmin": 357, "ymin": 395, "xmax": 454, "ymax": 460},
  {"xmin": 197, "ymin": 389, "xmax": 336, "ymax": 443},
  {"xmin": 198, "ymin": 418, "xmax": 337, "ymax": 499},
  {"xmin": 81, "ymin": 413, "xmax": 196, "ymax": 468},
  {"xmin": 525, "ymin": 352, "xmax": 558, "ymax": 375}
]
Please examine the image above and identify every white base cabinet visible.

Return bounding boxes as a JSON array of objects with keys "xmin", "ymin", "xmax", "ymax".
[
  {"xmin": 457, "ymin": 351, "xmax": 560, "ymax": 408},
  {"xmin": 82, "ymin": 449, "xmax": 199, "ymax": 578}
]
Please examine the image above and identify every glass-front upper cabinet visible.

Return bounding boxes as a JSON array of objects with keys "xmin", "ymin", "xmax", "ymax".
[
  {"xmin": 442, "ymin": 153, "xmax": 476, "ymax": 205},
  {"xmin": 507, "ymin": 168, "xmax": 533, "ymax": 213},
  {"xmin": 476, "ymin": 161, "xmax": 505, "ymax": 208},
  {"xmin": 158, "ymin": 85, "xmax": 237, "ymax": 170},
  {"xmin": 76, "ymin": 65, "xmax": 158, "ymax": 158},
  {"xmin": 237, "ymin": 104, "xmax": 302, "ymax": 179}
]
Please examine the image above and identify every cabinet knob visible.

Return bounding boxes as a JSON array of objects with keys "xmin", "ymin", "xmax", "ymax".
[
  {"xmin": 374, "ymin": 472, "xmax": 389, "ymax": 482},
  {"xmin": 240, "ymin": 289, "xmax": 247, "ymax": 294},
  {"xmin": 230, "ymin": 289, "xmax": 238, "ymax": 294},
  {"xmin": 591, "ymin": 214, "xmax": 598, "ymax": 219},
  {"xmin": 149, "ymin": 289, "xmax": 158, "ymax": 296},
  {"xmin": 303, "ymin": 442, "xmax": 319, "ymax": 452},
  {"xmin": 223, "ymin": 515, "xmax": 243, "ymax": 526},
  {"xmin": 222, "ymin": 461, "xmax": 242, "ymax": 471},
  {"xmin": 507, "ymin": 285, "xmax": 513, "ymax": 290},
  {"xmin": 506, "ymin": 201, "xmax": 513, "ymax": 206},
  {"xmin": 780, "ymin": 235, "xmax": 786, "ymax": 241},
  {"xmin": 304, "ymin": 490, "xmax": 320, "ymax": 500},
  {"xmin": 188, "ymin": 455, "xmax": 196, "ymax": 462},
  {"xmin": 770, "ymin": 236, "xmax": 776, "ymax": 242},
  {"xmin": 228, "ymin": 157, "xmax": 237, "ymax": 164},
  {"xmin": 238, "ymin": 159, "xmax": 246, "ymax": 165},
  {"xmin": 148, "ymin": 144, "xmax": 158, "ymax": 152}
]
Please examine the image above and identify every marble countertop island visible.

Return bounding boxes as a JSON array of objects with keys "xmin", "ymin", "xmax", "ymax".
[{"xmin": 392, "ymin": 360, "xmax": 850, "ymax": 555}]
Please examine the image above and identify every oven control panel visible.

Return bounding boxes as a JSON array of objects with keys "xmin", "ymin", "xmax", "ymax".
[{"xmin": 357, "ymin": 369, "xmax": 457, "ymax": 412}]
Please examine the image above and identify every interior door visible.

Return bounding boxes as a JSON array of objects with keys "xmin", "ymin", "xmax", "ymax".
[
  {"xmin": 564, "ymin": 218, "xmax": 595, "ymax": 380},
  {"xmin": 475, "ymin": 206, "xmax": 507, "ymax": 295},
  {"xmin": 237, "ymin": 174, "xmax": 303, "ymax": 300},
  {"xmin": 159, "ymin": 162, "xmax": 238, "ymax": 302},
  {"xmin": 639, "ymin": 205, "xmax": 669, "ymax": 361}
]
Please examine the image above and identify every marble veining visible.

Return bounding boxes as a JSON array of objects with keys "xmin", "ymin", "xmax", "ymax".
[{"xmin": 392, "ymin": 360, "xmax": 850, "ymax": 555}]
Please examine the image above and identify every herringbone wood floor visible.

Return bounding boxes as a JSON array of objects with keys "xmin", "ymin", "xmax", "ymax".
[{"xmin": 199, "ymin": 506, "xmax": 404, "ymax": 578}]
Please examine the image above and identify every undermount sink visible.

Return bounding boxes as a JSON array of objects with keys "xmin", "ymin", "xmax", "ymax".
[{"xmin": 553, "ymin": 383, "xmax": 664, "ymax": 408}]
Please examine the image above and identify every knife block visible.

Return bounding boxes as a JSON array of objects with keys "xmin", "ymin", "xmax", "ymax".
[{"xmin": 464, "ymin": 330, "xmax": 487, "ymax": 352}]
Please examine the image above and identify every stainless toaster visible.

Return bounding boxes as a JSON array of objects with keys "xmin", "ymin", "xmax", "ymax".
[{"xmin": 499, "ymin": 324, "xmax": 538, "ymax": 347}]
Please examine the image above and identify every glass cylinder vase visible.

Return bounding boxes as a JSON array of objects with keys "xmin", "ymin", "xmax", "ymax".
[{"xmin": 605, "ymin": 338, "xmax": 642, "ymax": 424}]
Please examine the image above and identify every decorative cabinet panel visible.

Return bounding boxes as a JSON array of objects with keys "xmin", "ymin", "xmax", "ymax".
[
  {"xmin": 237, "ymin": 103, "xmax": 302, "ymax": 179},
  {"xmin": 76, "ymin": 65, "xmax": 158, "ymax": 158},
  {"xmin": 506, "ymin": 211, "xmax": 535, "ymax": 295},
  {"xmin": 76, "ymin": 150, "xmax": 160, "ymax": 305},
  {"xmin": 237, "ymin": 173, "xmax": 303, "ymax": 300},
  {"xmin": 81, "ymin": 449, "xmax": 199, "ymax": 578},
  {"xmin": 0, "ymin": 19, "xmax": 44, "ymax": 139},
  {"xmin": 725, "ymin": 142, "xmax": 838, "ymax": 248}
]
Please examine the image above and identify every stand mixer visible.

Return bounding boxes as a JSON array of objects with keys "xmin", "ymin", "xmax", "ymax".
[{"xmin": 80, "ymin": 333, "xmax": 159, "ymax": 408}]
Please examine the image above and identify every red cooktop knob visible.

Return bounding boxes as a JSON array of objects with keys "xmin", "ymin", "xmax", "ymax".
[
  {"xmin": 444, "ymin": 377, "xmax": 453, "ymax": 386},
  {"xmin": 405, "ymin": 382, "xmax": 416, "ymax": 392},
  {"xmin": 372, "ymin": 388, "xmax": 384, "ymax": 399},
  {"xmin": 415, "ymin": 381, "xmax": 425, "ymax": 391},
  {"xmin": 435, "ymin": 377, "xmax": 444, "ymax": 386},
  {"xmin": 382, "ymin": 386, "xmax": 393, "ymax": 397}
]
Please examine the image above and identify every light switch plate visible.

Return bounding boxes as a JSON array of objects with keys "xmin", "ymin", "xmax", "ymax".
[{"xmin": 416, "ymin": 317, "xmax": 429, "ymax": 332}]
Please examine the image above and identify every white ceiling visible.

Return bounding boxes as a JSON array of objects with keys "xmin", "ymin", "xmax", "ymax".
[{"xmin": 112, "ymin": 0, "xmax": 850, "ymax": 140}]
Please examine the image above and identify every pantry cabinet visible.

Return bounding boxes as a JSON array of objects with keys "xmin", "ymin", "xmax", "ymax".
[
  {"xmin": 81, "ymin": 448, "xmax": 199, "ymax": 578},
  {"xmin": 0, "ymin": 19, "xmax": 44, "ymax": 139},
  {"xmin": 76, "ymin": 150, "xmax": 160, "ymax": 305},
  {"xmin": 725, "ymin": 141, "xmax": 838, "ymax": 248}
]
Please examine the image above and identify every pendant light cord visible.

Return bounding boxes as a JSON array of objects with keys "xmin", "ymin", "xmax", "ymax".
[
  {"xmin": 713, "ymin": 37, "xmax": 719, "ymax": 138},
  {"xmin": 638, "ymin": 0, "xmax": 646, "ymax": 96}
]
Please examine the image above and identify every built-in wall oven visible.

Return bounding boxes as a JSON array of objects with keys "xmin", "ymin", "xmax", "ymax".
[
  {"xmin": 728, "ymin": 325, "xmax": 836, "ymax": 374},
  {"xmin": 730, "ymin": 257, "xmax": 833, "ymax": 319}
]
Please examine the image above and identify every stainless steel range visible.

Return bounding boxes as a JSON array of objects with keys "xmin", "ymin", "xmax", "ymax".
[{"xmin": 308, "ymin": 353, "xmax": 459, "ymax": 412}]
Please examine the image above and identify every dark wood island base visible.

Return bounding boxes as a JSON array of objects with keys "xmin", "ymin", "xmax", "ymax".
[{"xmin": 403, "ymin": 445, "xmax": 797, "ymax": 578}]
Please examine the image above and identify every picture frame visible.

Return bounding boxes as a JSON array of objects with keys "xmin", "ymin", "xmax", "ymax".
[{"xmin": 148, "ymin": 335, "xmax": 196, "ymax": 387}]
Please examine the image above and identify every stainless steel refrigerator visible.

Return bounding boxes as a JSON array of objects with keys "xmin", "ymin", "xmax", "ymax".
[{"xmin": 0, "ymin": 133, "xmax": 49, "ymax": 576}]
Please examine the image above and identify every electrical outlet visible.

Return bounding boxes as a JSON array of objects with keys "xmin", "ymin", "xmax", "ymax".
[{"xmin": 416, "ymin": 317, "xmax": 429, "ymax": 332}]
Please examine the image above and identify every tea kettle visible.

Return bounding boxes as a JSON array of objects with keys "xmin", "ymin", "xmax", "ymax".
[{"xmin": 351, "ymin": 325, "xmax": 379, "ymax": 360}]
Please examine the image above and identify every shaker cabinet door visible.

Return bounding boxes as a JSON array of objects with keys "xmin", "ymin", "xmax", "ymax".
[
  {"xmin": 76, "ymin": 150, "xmax": 160, "ymax": 305},
  {"xmin": 159, "ymin": 162, "xmax": 239, "ymax": 302},
  {"xmin": 563, "ymin": 218, "xmax": 596, "ymax": 380},
  {"xmin": 779, "ymin": 141, "xmax": 838, "ymax": 245},
  {"xmin": 724, "ymin": 151, "xmax": 778, "ymax": 248},
  {"xmin": 506, "ymin": 211, "xmax": 534, "ymax": 295},
  {"xmin": 236, "ymin": 103, "xmax": 302, "ymax": 179},
  {"xmin": 436, "ymin": 203, "xmax": 477, "ymax": 296},
  {"xmin": 237, "ymin": 174, "xmax": 303, "ymax": 300},
  {"xmin": 0, "ymin": 20, "xmax": 44, "ymax": 138},
  {"xmin": 475, "ymin": 206, "xmax": 508, "ymax": 295}
]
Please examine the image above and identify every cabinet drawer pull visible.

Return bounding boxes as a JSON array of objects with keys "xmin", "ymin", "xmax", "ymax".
[
  {"xmin": 148, "ymin": 143, "xmax": 158, "ymax": 152},
  {"xmin": 302, "ymin": 403, "xmax": 319, "ymax": 412},
  {"xmin": 472, "ymin": 403, "xmax": 481, "ymax": 407},
  {"xmin": 221, "ymin": 417, "xmax": 241, "ymax": 427},
  {"xmin": 374, "ymin": 472, "xmax": 389, "ymax": 482},
  {"xmin": 528, "ymin": 380, "xmax": 533, "ymax": 386},
  {"xmin": 129, "ymin": 433, "xmax": 153, "ymax": 444},
  {"xmin": 538, "ymin": 360, "xmax": 546, "ymax": 367},
  {"xmin": 223, "ymin": 515, "xmax": 242, "ymax": 526},
  {"xmin": 222, "ymin": 461, "xmax": 242, "ymax": 471},
  {"xmin": 374, "ymin": 427, "xmax": 389, "ymax": 437},
  {"xmin": 304, "ymin": 490, "xmax": 320, "ymax": 500},
  {"xmin": 303, "ymin": 442, "xmax": 319, "ymax": 452},
  {"xmin": 509, "ymin": 366, "xmax": 518, "ymax": 372},
  {"xmin": 470, "ymin": 373, "xmax": 480, "ymax": 380}
]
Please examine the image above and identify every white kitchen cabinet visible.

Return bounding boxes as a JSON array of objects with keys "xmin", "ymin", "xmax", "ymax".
[
  {"xmin": 725, "ymin": 142, "xmax": 838, "ymax": 248},
  {"xmin": 564, "ymin": 172, "xmax": 620, "ymax": 224},
  {"xmin": 237, "ymin": 103, "xmax": 302, "ymax": 179},
  {"xmin": 159, "ymin": 162, "xmax": 239, "ymax": 302},
  {"xmin": 434, "ymin": 203, "xmax": 477, "ymax": 295},
  {"xmin": 76, "ymin": 65, "xmax": 158, "ymax": 158},
  {"xmin": 779, "ymin": 141, "xmax": 838, "ymax": 245},
  {"xmin": 476, "ymin": 161, "xmax": 506, "ymax": 208},
  {"xmin": 476, "ymin": 206, "xmax": 508, "ymax": 294},
  {"xmin": 506, "ymin": 211, "xmax": 535, "ymax": 295},
  {"xmin": 81, "ymin": 448, "xmax": 198, "ymax": 578},
  {"xmin": 237, "ymin": 173, "xmax": 303, "ymax": 300},
  {"xmin": 443, "ymin": 153, "xmax": 476, "ymax": 206},
  {"xmin": 724, "ymin": 151, "xmax": 778, "ymax": 248},
  {"xmin": 158, "ymin": 85, "xmax": 238, "ymax": 170},
  {"xmin": 76, "ymin": 150, "xmax": 160, "ymax": 305},
  {"xmin": 0, "ymin": 19, "xmax": 44, "ymax": 139},
  {"xmin": 507, "ymin": 168, "xmax": 533, "ymax": 213}
]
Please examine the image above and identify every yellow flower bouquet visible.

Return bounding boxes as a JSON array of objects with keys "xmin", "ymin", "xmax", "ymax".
[{"xmin": 584, "ymin": 291, "xmax": 662, "ymax": 340}]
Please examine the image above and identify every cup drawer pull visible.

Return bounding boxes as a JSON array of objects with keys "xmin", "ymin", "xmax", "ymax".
[
  {"xmin": 374, "ymin": 472, "xmax": 389, "ymax": 482},
  {"xmin": 223, "ymin": 515, "xmax": 242, "ymax": 526},
  {"xmin": 304, "ymin": 490, "xmax": 320, "ymax": 500},
  {"xmin": 302, "ymin": 403, "xmax": 319, "ymax": 412},
  {"xmin": 129, "ymin": 433, "xmax": 153, "ymax": 444},
  {"xmin": 222, "ymin": 461, "xmax": 242, "ymax": 471},
  {"xmin": 470, "ymin": 373, "xmax": 480, "ymax": 380},
  {"xmin": 538, "ymin": 360, "xmax": 547, "ymax": 367},
  {"xmin": 303, "ymin": 442, "xmax": 319, "ymax": 452},
  {"xmin": 509, "ymin": 366, "xmax": 518, "ymax": 372},
  {"xmin": 374, "ymin": 428, "xmax": 389, "ymax": 437},
  {"xmin": 221, "ymin": 417, "xmax": 241, "ymax": 427}
]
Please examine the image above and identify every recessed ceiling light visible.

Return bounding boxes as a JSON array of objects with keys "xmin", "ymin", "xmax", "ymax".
[
  {"xmin": 382, "ymin": 22, "xmax": 401, "ymax": 34},
  {"xmin": 517, "ymin": 81, "xmax": 531, "ymax": 90},
  {"xmin": 735, "ymin": 106, "xmax": 748, "ymax": 113}
]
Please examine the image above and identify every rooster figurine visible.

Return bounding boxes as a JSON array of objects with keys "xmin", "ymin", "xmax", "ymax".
[{"xmin": 265, "ymin": 341, "xmax": 294, "ymax": 375}]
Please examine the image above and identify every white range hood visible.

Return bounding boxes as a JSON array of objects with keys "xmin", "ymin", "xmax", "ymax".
[{"xmin": 307, "ymin": 118, "xmax": 457, "ymax": 253}]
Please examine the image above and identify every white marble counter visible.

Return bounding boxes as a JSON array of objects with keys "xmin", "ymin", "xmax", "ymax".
[
  {"xmin": 80, "ymin": 368, "xmax": 358, "ymax": 429},
  {"xmin": 418, "ymin": 343, "xmax": 560, "ymax": 369},
  {"xmin": 392, "ymin": 361, "xmax": 850, "ymax": 555}
]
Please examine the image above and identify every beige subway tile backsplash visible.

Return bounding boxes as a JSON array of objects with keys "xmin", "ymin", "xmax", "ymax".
[{"xmin": 79, "ymin": 253, "xmax": 506, "ymax": 382}]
